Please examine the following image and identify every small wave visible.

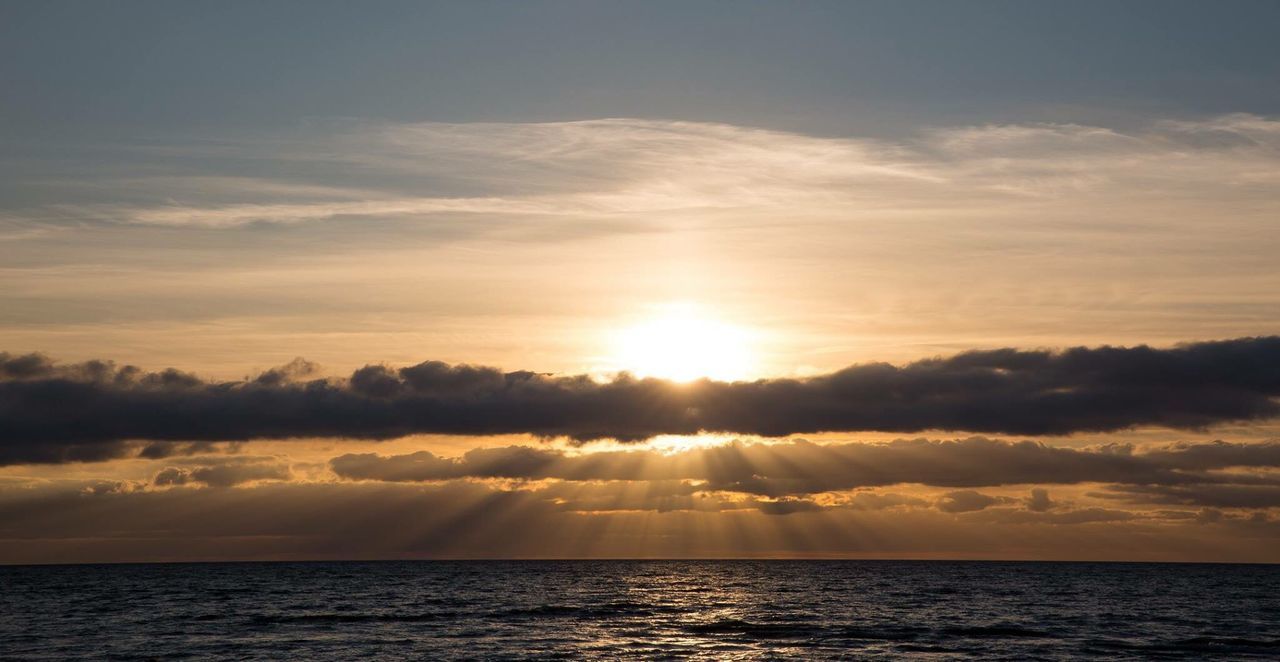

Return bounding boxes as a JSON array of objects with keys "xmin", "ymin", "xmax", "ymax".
[
  {"xmin": 941, "ymin": 624, "xmax": 1057, "ymax": 638},
  {"xmin": 249, "ymin": 612, "xmax": 449, "ymax": 625},
  {"xmin": 894, "ymin": 643, "xmax": 971, "ymax": 654},
  {"xmin": 496, "ymin": 604, "xmax": 583, "ymax": 617},
  {"xmin": 1088, "ymin": 634, "xmax": 1280, "ymax": 655},
  {"xmin": 838, "ymin": 625, "xmax": 929, "ymax": 642},
  {"xmin": 1160, "ymin": 636, "xmax": 1280, "ymax": 653},
  {"xmin": 492, "ymin": 601, "xmax": 678, "ymax": 619},
  {"xmin": 683, "ymin": 618, "xmax": 825, "ymax": 639}
]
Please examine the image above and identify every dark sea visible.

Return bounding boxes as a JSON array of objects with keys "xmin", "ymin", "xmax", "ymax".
[{"xmin": 2, "ymin": 560, "xmax": 1278, "ymax": 660}]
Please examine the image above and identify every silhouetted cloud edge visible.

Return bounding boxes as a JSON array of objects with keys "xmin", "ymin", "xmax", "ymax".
[{"xmin": 2, "ymin": 336, "xmax": 1279, "ymax": 464}]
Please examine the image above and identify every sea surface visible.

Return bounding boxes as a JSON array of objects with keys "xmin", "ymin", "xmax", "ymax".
[{"xmin": 1, "ymin": 560, "xmax": 1278, "ymax": 659}]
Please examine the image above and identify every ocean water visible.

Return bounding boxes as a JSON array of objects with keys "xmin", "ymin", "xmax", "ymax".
[{"xmin": 1, "ymin": 561, "xmax": 1277, "ymax": 659}]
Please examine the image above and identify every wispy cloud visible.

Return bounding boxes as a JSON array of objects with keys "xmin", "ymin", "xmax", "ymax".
[{"xmin": 8, "ymin": 115, "xmax": 1279, "ymax": 231}]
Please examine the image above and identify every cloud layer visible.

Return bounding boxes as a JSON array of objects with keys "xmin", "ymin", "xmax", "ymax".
[
  {"xmin": 329, "ymin": 437, "xmax": 1280, "ymax": 502},
  {"xmin": 14, "ymin": 114, "xmax": 1280, "ymax": 230},
  {"xmin": 3, "ymin": 474, "xmax": 1276, "ymax": 565},
  {"xmin": 2, "ymin": 336, "xmax": 1279, "ymax": 463}
]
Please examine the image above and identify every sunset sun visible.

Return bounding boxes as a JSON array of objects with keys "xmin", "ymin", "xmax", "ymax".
[{"xmin": 612, "ymin": 304, "xmax": 755, "ymax": 382}]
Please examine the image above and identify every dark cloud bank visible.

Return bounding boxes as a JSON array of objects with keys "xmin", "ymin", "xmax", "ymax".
[{"xmin": 2, "ymin": 336, "xmax": 1279, "ymax": 464}]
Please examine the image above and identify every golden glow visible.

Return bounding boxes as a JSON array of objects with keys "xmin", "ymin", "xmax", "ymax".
[{"xmin": 610, "ymin": 303, "xmax": 755, "ymax": 382}]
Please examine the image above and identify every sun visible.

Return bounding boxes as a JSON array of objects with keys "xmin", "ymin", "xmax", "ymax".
[{"xmin": 611, "ymin": 303, "xmax": 755, "ymax": 382}]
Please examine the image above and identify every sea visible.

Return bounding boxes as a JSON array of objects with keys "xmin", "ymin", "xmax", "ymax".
[{"xmin": 1, "ymin": 560, "xmax": 1277, "ymax": 659}]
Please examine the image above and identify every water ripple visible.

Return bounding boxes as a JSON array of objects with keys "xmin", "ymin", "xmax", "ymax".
[{"xmin": 0, "ymin": 560, "xmax": 1277, "ymax": 660}]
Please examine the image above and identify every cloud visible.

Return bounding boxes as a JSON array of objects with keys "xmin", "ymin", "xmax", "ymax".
[
  {"xmin": 965, "ymin": 507, "xmax": 1138, "ymax": 525},
  {"xmin": 1097, "ymin": 484, "xmax": 1280, "ymax": 509},
  {"xmin": 2, "ymin": 337, "xmax": 1280, "ymax": 462},
  {"xmin": 753, "ymin": 497, "xmax": 824, "ymax": 516},
  {"xmin": 328, "ymin": 437, "xmax": 1280, "ymax": 502},
  {"xmin": 151, "ymin": 457, "xmax": 292, "ymax": 488},
  {"xmin": 936, "ymin": 490, "xmax": 1008, "ymax": 513},
  {"xmin": 1135, "ymin": 440, "xmax": 1280, "ymax": 471},
  {"xmin": 840, "ymin": 492, "xmax": 930, "ymax": 510},
  {"xmin": 1025, "ymin": 488, "xmax": 1055, "ymax": 512},
  {"xmin": 1, "ymin": 480, "xmax": 1275, "ymax": 565},
  {"xmin": 79, "ymin": 480, "xmax": 146, "ymax": 496},
  {"xmin": 254, "ymin": 358, "xmax": 321, "ymax": 386},
  {"xmin": 137, "ymin": 441, "xmax": 237, "ymax": 459},
  {"xmin": 14, "ymin": 114, "xmax": 1279, "ymax": 232},
  {"xmin": 14, "ymin": 119, "xmax": 933, "ymax": 230}
]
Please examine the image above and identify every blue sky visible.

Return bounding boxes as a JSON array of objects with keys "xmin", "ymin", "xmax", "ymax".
[{"xmin": 5, "ymin": 0, "xmax": 1280, "ymax": 140}]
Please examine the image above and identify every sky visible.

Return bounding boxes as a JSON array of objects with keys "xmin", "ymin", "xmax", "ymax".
[{"xmin": 2, "ymin": 1, "xmax": 1280, "ymax": 563}]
